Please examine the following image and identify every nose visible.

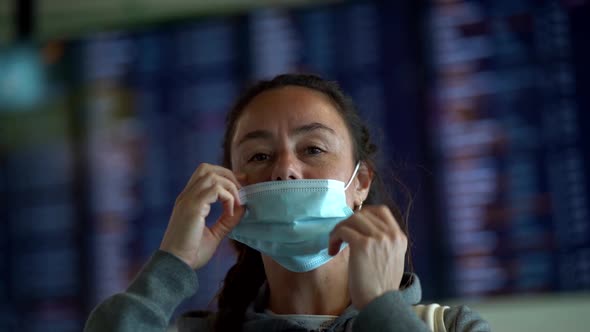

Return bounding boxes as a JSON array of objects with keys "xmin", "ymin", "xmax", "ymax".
[{"xmin": 271, "ymin": 150, "xmax": 301, "ymax": 181}]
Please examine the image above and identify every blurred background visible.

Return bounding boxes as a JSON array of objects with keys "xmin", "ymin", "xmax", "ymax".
[{"xmin": 1, "ymin": 0, "xmax": 589, "ymax": 331}]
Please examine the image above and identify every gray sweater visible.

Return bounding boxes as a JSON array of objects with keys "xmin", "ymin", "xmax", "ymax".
[{"xmin": 84, "ymin": 250, "xmax": 490, "ymax": 332}]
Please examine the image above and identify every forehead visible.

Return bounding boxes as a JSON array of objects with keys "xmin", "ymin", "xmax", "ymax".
[{"xmin": 232, "ymin": 86, "xmax": 350, "ymax": 141}]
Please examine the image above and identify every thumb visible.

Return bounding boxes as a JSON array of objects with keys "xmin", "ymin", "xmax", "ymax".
[
  {"xmin": 210, "ymin": 203, "xmax": 244, "ymax": 241},
  {"xmin": 328, "ymin": 230, "xmax": 344, "ymax": 256}
]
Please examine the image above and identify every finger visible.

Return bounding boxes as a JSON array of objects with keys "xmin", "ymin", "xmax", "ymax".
[
  {"xmin": 344, "ymin": 212, "xmax": 383, "ymax": 237},
  {"xmin": 187, "ymin": 163, "xmax": 242, "ymax": 191},
  {"xmin": 358, "ymin": 209, "xmax": 390, "ymax": 234},
  {"xmin": 220, "ymin": 202, "xmax": 244, "ymax": 227},
  {"xmin": 214, "ymin": 166, "xmax": 243, "ymax": 190},
  {"xmin": 188, "ymin": 173, "xmax": 241, "ymax": 206},
  {"xmin": 199, "ymin": 183, "xmax": 235, "ymax": 214},
  {"xmin": 210, "ymin": 197, "xmax": 245, "ymax": 241},
  {"xmin": 328, "ymin": 222, "xmax": 363, "ymax": 255},
  {"xmin": 365, "ymin": 206, "xmax": 408, "ymax": 250},
  {"xmin": 365, "ymin": 205, "xmax": 402, "ymax": 234},
  {"xmin": 211, "ymin": 174, "xmax": 241, "ymax": 205},
  {"xmin": 185, "ymin": 163, "xmax": 212, "ymax": 189}
]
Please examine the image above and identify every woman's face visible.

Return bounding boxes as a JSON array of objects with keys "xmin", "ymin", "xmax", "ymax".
[{"xmin": 230, "ymin": 86, "xmax": 358, "ymax": 207}]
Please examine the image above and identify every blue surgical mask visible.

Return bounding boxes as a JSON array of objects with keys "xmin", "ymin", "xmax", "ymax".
[{"xmin": 229, "ymin": 163, "xmax": 360, "ymax": 272}]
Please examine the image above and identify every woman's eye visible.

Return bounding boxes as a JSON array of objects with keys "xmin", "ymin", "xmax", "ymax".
[
  {"xmin": 248, "ymin": 153, "xmax": 270, "ymax": 162},
  {"xmin": 305, "ymin": 146, "xmax": 324, "ymax": 155}
]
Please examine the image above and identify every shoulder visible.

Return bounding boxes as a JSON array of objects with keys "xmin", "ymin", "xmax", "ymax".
[
  {"xmin": 413, "ymin": 303, "xmax": 490, "ymax": 332},
  {"xmin": 401, "ymin": 273, "xmax": 490, "ymax": 332},
  {"xmin": 176, "ymin": 310, "xmax": 216, "ymax": 332},
  {"xmin": 443, "ymin": 305, "xmax": 491, "ymax": 332}
]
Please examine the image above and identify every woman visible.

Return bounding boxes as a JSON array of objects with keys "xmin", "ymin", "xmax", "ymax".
[{"xmin": 84, "ymin": 74, "xmax": 490, "ymax": 332}]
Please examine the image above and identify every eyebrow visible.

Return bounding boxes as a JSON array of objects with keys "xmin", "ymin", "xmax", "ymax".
[{"xmin": 236, "ymin": 122, "xmax": 336, "ymax": 146}]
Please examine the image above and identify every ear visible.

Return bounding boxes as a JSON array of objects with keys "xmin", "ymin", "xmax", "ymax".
[{"xmin": 355, "ymin": 161, "xmax": 373, "ymax": 204}]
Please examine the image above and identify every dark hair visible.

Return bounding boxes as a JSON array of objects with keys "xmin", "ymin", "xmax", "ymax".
[{"xmin": 214, "ymin": 73, "xmax": 410, "ymax": 332}]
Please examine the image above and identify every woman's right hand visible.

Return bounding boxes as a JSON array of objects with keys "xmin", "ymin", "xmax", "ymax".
[{"xmin": 159, "ymin": 163, "xmax": 245, "ymax": 270}]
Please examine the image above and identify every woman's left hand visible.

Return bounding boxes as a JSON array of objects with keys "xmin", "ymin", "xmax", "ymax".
[{"xmin": 328, "ymin": 205, "xmax": 407, "ymax": 310}]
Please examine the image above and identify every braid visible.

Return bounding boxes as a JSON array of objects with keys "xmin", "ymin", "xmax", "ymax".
[{"xmin": 214, "ymin": 242, "xmax": 266, "ymax": 332}]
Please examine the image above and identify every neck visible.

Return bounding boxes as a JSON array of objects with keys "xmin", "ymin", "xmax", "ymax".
[{"xmin": 263, "ymin": 253, "xmax": 350, "ymax": 316}]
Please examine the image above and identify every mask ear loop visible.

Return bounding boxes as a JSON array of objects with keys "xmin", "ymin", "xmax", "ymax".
[{"xmin": 344, "ymin": 162, "xmax": 361, "ymax": 190}]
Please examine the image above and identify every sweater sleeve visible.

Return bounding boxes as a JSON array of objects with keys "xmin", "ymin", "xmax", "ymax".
[
  {"xmin": 352, "ymin": 291, "xmax": 431, "ymax": 332},
  {"xmin": 444, "ymin": 305, "xmax": 491, "ymax": 332},
  {"xmin": 84, "ymin": 250, "xmax": 199, "ymax": 332}
]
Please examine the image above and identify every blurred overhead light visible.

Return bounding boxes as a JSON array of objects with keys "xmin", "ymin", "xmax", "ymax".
[
  {"xmin": 0, "ymin": 0, "xmax": 45, "ymax": 111},
  {"xmin": 0, "ymin": 44, "xmax": 46, "ymax": 111}
]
